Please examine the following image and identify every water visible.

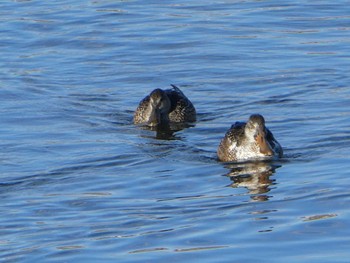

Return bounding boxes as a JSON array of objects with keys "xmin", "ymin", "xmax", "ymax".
[{"xmin": 1, "ymin": 0, "xmax": 350, "ymax": 262}]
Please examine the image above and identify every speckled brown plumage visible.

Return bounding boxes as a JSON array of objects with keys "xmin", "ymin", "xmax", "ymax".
[
  {"xmin": 217, "ymin": 114, "xmax": 283, "ymax": 162},
  {"xmin": 133, "ymin": 85, "xmax": 196, "ymax": 126},
  {"xmin": 217, "ymin": 122, "xmax": 246, "ymax": 162}
]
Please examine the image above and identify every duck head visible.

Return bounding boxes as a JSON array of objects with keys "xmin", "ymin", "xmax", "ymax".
[
  {"xmin": 147, "ymin": 89, "xmax": 171, "ymax": 127},
  {"xmin": 245, "ymin": 114, "xmax": 274, "ymax": 156}
]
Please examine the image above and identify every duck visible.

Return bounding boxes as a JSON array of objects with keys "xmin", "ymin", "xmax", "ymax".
[
  {"xmin": 217, "ymin": 114, "xmax": 283, "ymax": 162},
  {"xmin": 133, "ymin": 84, "xmax": 196, "ymax": 127}
]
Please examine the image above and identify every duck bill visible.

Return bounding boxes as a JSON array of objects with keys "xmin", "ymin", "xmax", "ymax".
[
  {"xmin": 256, "ymin": 129, "xmax": 274, "ymax": 156},
  {"xmin": 147, "ymin": 108, "xmax": 161, "ymax": 127}
]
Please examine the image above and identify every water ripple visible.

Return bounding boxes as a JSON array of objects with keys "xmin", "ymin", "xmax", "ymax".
[{"xmin": 1, "ymin": 0, "xmax": 350, "ymax": 262}]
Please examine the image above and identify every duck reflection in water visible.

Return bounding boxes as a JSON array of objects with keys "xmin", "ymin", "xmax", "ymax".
[
  {"xmin": 224, "ymin": 161, "xmax": 281, "ymax": 201},
  {"xmin": 140, "ymin": 122, "xmax": 195, "ymax": 140}
]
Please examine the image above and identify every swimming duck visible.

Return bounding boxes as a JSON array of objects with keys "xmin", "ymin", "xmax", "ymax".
[
  {"xmin": 217, "ymin": 114, "xmax": 283, "ymax": 162},
  {"xmin": 133, "ymin": 85, "xmax": 196, "ymax": 127}
]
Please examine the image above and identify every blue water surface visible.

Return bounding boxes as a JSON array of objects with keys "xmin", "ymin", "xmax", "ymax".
[{"xmin": 1, "ymin": 1, "xmax": 350, "ymax": 262}]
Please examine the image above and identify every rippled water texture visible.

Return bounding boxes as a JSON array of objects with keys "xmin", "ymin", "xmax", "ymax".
[{"xmin": 1, "ymin": 1, "xmax": 350, "ymax": 262}]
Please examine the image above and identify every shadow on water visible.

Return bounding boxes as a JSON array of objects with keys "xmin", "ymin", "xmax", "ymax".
[
  {"xmin": 138, "ymin": 122, "xmax": 196, "ymax": 141},
  {"xmin": 222, "ymin": 161, "xmax": 282, "ymax": 202}
]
